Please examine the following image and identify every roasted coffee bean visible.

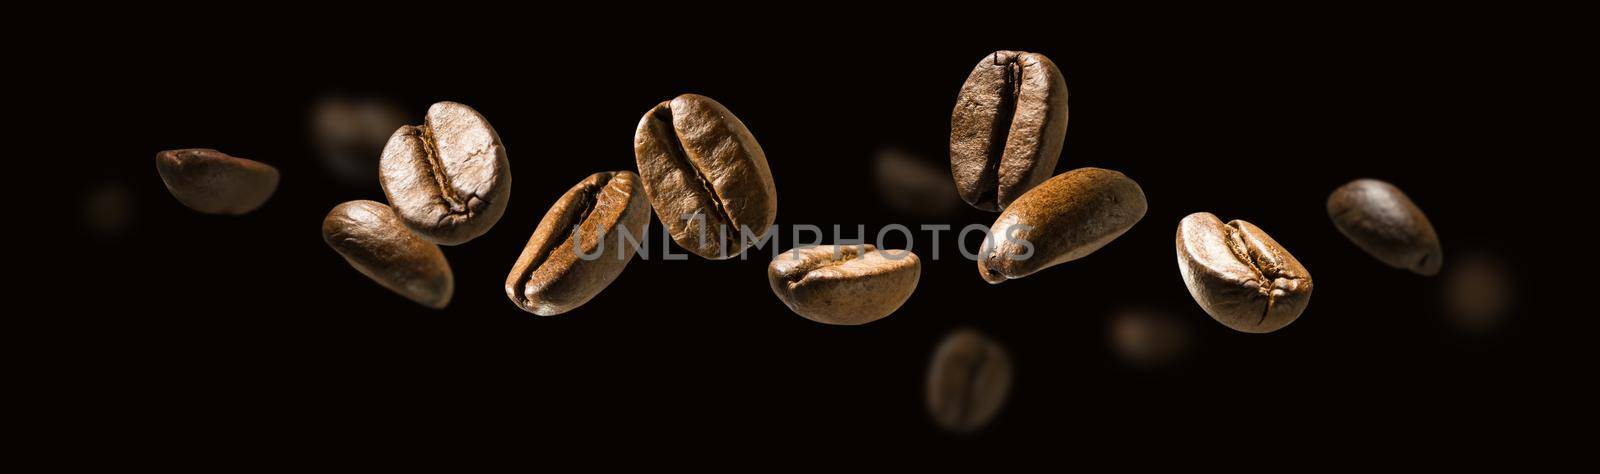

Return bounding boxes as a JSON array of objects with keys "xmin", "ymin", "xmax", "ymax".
[
  {"xmin": 634, "ymin": 94, "xmax": 778, "ymax": 259},
  {"xmin": 979, "ymin": 167, "xmax": 1145, "ymax": 283},
  {"xmin": 379, "ymin": 101, "xmax": 510, "ymax": 245},
  {"xmin": 925, "ymin": 328, "xmax": 1012, "ymax": 434},
  {"xmin": 322, "ymin": 200, "xmax": 453, "ymax": 309},
  {"xmin": 505, "ymin": 171, "xmax": 652, "ymax": 316},
  {"xmin": 1327, "ymin": 178, "xmax": 1442, "ymax": 275},
  {"xmin": 155, "ymin": 149, "xmax": 279, "ymax": 215},
  {"xmin": 1175, "ymin": 213, "xmax": 1312, "ymax": 334},
  {"xmin": 950, "ymin": 50, "xmax": 1069, "ymax": 212},
  {"xmin": 767, "ymin": 244, "xmax": 920, "ymax": 325}
]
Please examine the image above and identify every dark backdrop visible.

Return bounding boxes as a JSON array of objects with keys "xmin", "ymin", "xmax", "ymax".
[{"xmin": 56, "ymin": 14, "xmax": 1569, "ymax": 461}]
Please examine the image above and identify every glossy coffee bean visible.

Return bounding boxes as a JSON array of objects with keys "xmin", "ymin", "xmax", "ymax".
[
  {"xmin": 322, "ymin": 200, "xmax": 453, "ymax": 309},
  {"xmin": 1175, "ymin": 213, "xmax": 1312, "ymax": 333},
  {"xmin": 979, "ymin": 167, "xmax": 1146, "ymax": 283},
  {"xmin": 1327, "ymin": 178, "xmax": 1442, "ymax": 275},
  {"xmin": 925, "ymin": 328, "xmax": 1012, "ymax": 434},
  {"xmin": 767, "ymin": 244, "xmax": 920, "ymax": 325},
  {"xmin": 950, "ymin": 50, "xmax": 1069, "ymax": 211},
  {"xmin": 379, "ymin": 101, "xmax": 510, "ymax": 245},
  {"xmin": 505, "ymin": 171, "xmax": 652, "ymax": 316},
  {"xmin": 155, "ymin": 149, "xmax": 279, "ymax": 215},
  {"xmin": 634, "ymin": 94, "xmax": 778, "ymax": 259}
]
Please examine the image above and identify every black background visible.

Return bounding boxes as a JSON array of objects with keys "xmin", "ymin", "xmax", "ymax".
[{"xmin": 52, "ymin": 12, "xmax": 1575, "ymax": 461}]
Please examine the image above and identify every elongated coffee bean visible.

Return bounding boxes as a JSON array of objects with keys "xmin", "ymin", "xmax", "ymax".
[
  {"xmin": 1176, "ymin": 213, "xmax": 1312, "ymax": 333},
  {"xmin": 951, "ymin": 50, "xmax": 1069, "ymax": 211},
  {"xmin": 1327, "ymin": 178, "xmax": 1442, "ymax": 275},
  {"xmin": 379, "ymin": 101, "xmax": 510, "ymax": 245},
  {"xmin": 155, "ymin": 149, "xmax": 279, "ymax": 215},
  {"xmin": 505, "ymin": 171, "xmax": 651, "ymax": 316},
  {"xmin": 634, "ymin": 94, "xmax": 778, "ymax": 259},
  {"xmin": 979, "ymin": 167, "xmax": 1145, "ymax": 283},
  {"xmin": 926, "ymin": 328, "xmax": 1011, "ymax": 434},
  {"xmin": 767, "ymin": 244, "xmax": 920, "ymax": 325},
  {"xmin": 322, "ymin": 200, "xmax": 453, "ymax": 309}
]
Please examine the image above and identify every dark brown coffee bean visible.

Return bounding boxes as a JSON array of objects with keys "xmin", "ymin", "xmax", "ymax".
[
  {"xmin": 1327, "ymin": 178, "xmax": 1442, "ymax": 275},
  {"xmin": 155, "ymin": 149, "xmax": 279, "ymax": 215},
  {"xmin": 767, "ymin": 244, "xmax": 920, "ymax": 325},
  {"xmin": 505, "ymin": 171, "xmax": 652, "ymax": 316},
  {"xmin": 322, "ymin": 200, "xmax": 453, "ymax": 309},
  {"xmin": 1176, "ymin": 213, "xmax": 1312, "ymax": 333},
  {"xmin": 379, "ymin": 101, "xmax": 510, "ymax": 245},
  {"xmin": 634, "ymin": 94, "xmax": 778, "ymax": 259},
  {"xmin": 925, "ymin": 328, "xmax": 1011, "ymax": 434},
  {"xmin": 950, "ymin": 50, "xmax": 1069, "ymax": 212},
  {"xmin": 979, "ymin": 167, "xmax": 1145, "ymax": 283}
]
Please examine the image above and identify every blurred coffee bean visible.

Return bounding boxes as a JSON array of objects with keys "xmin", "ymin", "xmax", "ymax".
[
  {"xmin": 82, "ymin": 182, "xmax": 135, "ymax": 237},
  {"xmin": 874, "ymin": 147, "xmax": 961, "ymax": 218},
  {"xmin": 1441, "ymin": 252, "xmax": 1515, "ymax": 334},
  {"xmin": 926, "ymin": 328, "xmax": 1012, "ymax": 434},
  {"xmin": 1109, "ymin": 308, "xmax": 1192, "ymax": 368},
  {"xmin": 311, "ymin": 94, "xmax": 410, "ymax": 187}
]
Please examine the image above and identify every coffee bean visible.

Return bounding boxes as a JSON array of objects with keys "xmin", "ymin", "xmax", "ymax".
[
  {"xmin": 950, "ymin": 50, "xmax": 1069, "ymax": 212},
  {"xmin": 322, "ymin": 200, "xmax": 453, "ymax": 309},
  {"xmin": 311, "ymin": 95, "xmax": 409, "ymax": 187},
  {"xmin": 767, "ymin": 244, "xmax": 920, "ymax": 325},
  {"xmin": 925, "ymin": 328, "xmax": 1011, "ymax": 434},
  {"xmin": 979, "ymin": 167, "xmax": 1146, "ymax": 283},
  {"xmin": 379, "ymin": 101, "xmax": 510, "ymax": 245},
  {"xmin": 1175, "ymin": 213, "xmax": 1312, "ymax": 334},
  {"xmin": 1109, "ymin": 308, "xmax": 1192, "ymax": 368},
  {"xmin": 1327, "ymin": 178, "xmax": 1442, "ymax": 275},
  {"xmin": 634, "ymin": 94, "xmax": 778, "ymax": 259},
  {"xmin": 155, "ymin": 149, "xmax": 279, "ymax": 215},
  {"xmin": 505, "ymin": 171, "xmax": 652, "ymax": 316}
]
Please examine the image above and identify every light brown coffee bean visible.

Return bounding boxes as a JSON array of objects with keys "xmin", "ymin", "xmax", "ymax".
[
  {"xmin": 505, "ymin": 171, "xmax": 651, "ymax": 316},
  {"xmin": 1175, "ymin": 213, "xmax": 1312, "ymax": 333},
  {"xmin": 979, "ymin": 167, "xmax": 1146, "ymax": 283},
  {"xmin": 1327, "ymin": 178, "xmax": 1442, "ymax": 275},
  {"xmin": 634, "ymin": 94, "xmax": 778, "ymax": 259},
  {"xmin": 322, "ymin": 200, "xmax": 453, "ymax": 309},
  {"xmin": 926, "ymin": 328, "xmax": 1012, "ymax": 434},
  {"xmin": 379, "ymin": 101, "xmax": 510, "ymax": 246},
  {"xmin": 767, "ymin": 244, "xmax": 920, "ymax": 325},
  {"xmin": 155, "ymin": 149, "xmax": 279, "ymax": 215},
  {"xmin": 950, "ymin": 50, "xmax": 1069, "ymax": 212}
]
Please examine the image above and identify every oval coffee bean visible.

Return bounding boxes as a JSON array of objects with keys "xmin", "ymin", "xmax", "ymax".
[
  {"xmin": 322, "ymin": 200, "xmax": 453, "ymax": 309},
  {"xmin": 925, "ymin": 328, "xmax": 1012, "ymax": 434},
  {"xmin": 379, "ymin": 101, "xmax": 510, "ymax": 246},
  {"xmin": 1327, "ymin": 178, "xmax": 1442, "ymax": 275},
  {"xmin": 634, "ymin": 94, "xmax": 778, "ymax": 259},
  {"xmin": 979, "ymin": 167, "xmax": 1146, "ymax": 283},
  {"xmin": 767, "ymin": 244, "xmax": 920, "ymax": 325},
  {"xmin": 950, "ymin": 50, "xmax": 1069, "ymax": 212},
  {"xmin": 505, "ymin": 171, "xmax": 652, "ymax": 316},
  {"xmin": 1175, "ymin": 213, "xmax": 1312, "ymax": 334},
  {"xmin": 155, "ymin": 148, "xmax": 279, "ymax": 215}
]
